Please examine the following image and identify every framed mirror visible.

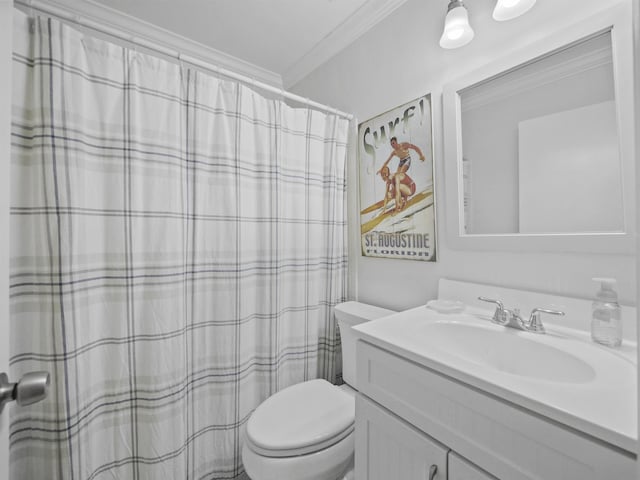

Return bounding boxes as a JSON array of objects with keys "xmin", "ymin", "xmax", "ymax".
[{"xmin": 443, "ymin": 4, "xmax": 634, "ymax": 253}]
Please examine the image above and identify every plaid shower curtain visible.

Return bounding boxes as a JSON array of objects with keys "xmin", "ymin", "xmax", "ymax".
[{"xmin": 9, "ymin": 10, "xmax": 349, "ymax": 480}]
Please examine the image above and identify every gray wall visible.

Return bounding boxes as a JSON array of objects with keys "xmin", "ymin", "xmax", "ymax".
[{"xmin": 291, "ymin": 0, "xmax": 635, "ymax": 310}]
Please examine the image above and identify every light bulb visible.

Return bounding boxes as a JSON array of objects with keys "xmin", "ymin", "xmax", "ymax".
[
  {"xmin": 493, "ymin": 0, "xmax": 537, "ymax": 21},
  {"xmin": 439, "ymin": 1, "xmax": 475, "ymax": 49},
  {"xmin": 447, "ymin": 28, "xmax": 464, "ymax": 41}
]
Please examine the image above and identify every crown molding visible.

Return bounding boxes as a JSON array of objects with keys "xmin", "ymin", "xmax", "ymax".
[
  {"xmin": 18, "ymin": 0, "xmax": 283, "ymax": 87},
  {"xmin": 283, "ymin": 0, "xmax": 410, "ymax": 89}
]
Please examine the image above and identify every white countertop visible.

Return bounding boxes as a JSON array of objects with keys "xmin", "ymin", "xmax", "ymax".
[{"xmin": 354, "ymin": 305, "xmax": 638, "ymax": 454}]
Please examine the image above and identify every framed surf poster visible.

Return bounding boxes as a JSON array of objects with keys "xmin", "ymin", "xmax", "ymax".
[{"xmin": 358, "ymin": 95, "xmax": 436, "ymax": 261}]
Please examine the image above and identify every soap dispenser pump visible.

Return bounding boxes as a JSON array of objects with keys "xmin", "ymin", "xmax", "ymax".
[{"xmin": 591, "ymin": 277, "xmax": 622, "ymax": 347}]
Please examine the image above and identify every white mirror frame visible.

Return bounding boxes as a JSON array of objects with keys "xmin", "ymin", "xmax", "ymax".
[{"xmin": 443, "ymin": 3, "xmax": 635, "ymax": 254}]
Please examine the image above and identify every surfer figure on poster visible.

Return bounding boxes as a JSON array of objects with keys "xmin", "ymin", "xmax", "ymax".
[
  {"xmin": 380, "ymin": 166, "xmax": 416, "ymax": 214},
  {"xmin": 377, "ymin": 136, "xmax": 425, "ymax": 176}
]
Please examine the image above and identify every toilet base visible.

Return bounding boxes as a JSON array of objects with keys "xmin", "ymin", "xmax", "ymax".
[
  {"xmin": 341, "ymin": 466, "xmax": 355, "ymax": 480},
  {"xmin": 242, "ymin": 433, "xmax": 354, "ymax": 480}
]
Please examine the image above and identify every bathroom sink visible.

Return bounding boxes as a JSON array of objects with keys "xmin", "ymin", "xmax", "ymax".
[
  {"xmin": 353, "ymin": 305, "xmax": 637, "ymax": 452},
  {"xmin": 352, "ymin": 278, "xmax": 638, "ymax": 454},
  {"xmin": 420, "ymin": 321, "xmax": 596, "ymax": 383}
]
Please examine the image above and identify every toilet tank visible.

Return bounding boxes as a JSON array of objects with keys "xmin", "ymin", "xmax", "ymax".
[{"xmin": 334, "ymin": 301, "xmax": 395, "ymax": 389}]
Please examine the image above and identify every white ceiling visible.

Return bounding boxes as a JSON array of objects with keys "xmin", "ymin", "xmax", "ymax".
[
  {"xmin": 69, "ymin": 0, "xmax": 410, "ymax": 87},
  {"xmin": 93, "ymin": 0, "xmax": 368, "ymax": 74}
]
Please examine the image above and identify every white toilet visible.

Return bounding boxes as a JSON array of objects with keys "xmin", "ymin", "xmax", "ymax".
[{"xmin": 242, "ymin": 301, "xmax": 395, "ymax": 480}]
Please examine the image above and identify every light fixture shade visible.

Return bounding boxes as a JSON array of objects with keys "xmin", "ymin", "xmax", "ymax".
[
  {"xmin": 439, "ymin": 2, "xmax": 475, "ymax": 49},
  {"xmin": 493, "ymin": 0, "xmax": 537, "ymax": 21}
]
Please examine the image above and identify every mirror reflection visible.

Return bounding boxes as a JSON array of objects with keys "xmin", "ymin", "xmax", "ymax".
[{"xmin": 460, "ymin": 31, "xmax": 623, "ymax": 235}]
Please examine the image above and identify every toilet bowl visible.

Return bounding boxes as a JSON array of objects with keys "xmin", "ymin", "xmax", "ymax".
[{"xmin": 242, "ymin": 302, "xmax": 395, "ymax": 480}]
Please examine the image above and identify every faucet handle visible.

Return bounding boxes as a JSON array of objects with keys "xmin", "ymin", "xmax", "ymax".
[
  {"xmin": 477, "ymin": 297, "xmax": 508, "ymax": 325},
  {"xmin": 527, "ymin": 308, "xmax": 565, "ymax": 334}
]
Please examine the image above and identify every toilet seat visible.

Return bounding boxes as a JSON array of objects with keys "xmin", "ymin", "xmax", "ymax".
[
  {"xmin": 246, "ymin": 422, "xmax": 354, "ymax": 457},
  {"xmin": 245, "ymin": 379, "xmax": 355, "ymax": 458}
]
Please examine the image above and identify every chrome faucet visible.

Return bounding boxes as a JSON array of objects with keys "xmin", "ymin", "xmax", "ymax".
[
  {"xmin": 477, "ymin": 297, "xmax": 507, "ymax": 324},
  {"xmin": 526, "ymin": 307, "xmax": 565, "ymax": 334},
  {"xmin": 478, "ymin": 297, "xmax": 564, "ymax": 334}
]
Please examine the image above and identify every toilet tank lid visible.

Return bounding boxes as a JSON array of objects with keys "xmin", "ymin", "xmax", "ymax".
[{"xmin": 334, "ymin": 301, "xmax": 396, "ymax": 325}]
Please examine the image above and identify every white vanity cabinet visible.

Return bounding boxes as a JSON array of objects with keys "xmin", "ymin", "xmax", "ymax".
[
  {"xmin": 355, "ymin": 340, "xmax": 637, "ymax": 480},
  {"xmin": 448, "ymin": 453, "xmax": 497, "ymax": 480},
  {"xmin": 356, "ymin": 393, "xmax": 494, "ymax": 480},
  {"xmin": 355, "ymin": 394, "xmax": 447, "ymax": 480}
]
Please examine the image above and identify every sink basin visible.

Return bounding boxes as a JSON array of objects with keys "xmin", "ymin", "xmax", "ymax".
[{"xmin": 421, "ymin": 321, "xmax": 596, "ymax": 383}]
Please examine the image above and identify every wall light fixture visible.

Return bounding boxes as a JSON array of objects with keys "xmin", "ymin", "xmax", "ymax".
[{"xmin": 440, "ymin": 0, "xmax": 538, "ymax": 49}]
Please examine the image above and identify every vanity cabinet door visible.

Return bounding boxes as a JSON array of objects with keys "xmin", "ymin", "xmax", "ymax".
[
  {"xmin": 355, "ymin": 394, "xmax": 447, "ymax": 480},
  {"xmin": 449, "ymin": 452, "xmax": 497, "ymax": 480}
]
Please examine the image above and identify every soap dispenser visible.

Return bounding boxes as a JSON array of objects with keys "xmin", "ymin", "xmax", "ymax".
[{"xmin": 591, "ymin": 277, "xmax": 622, "ymax": 347}]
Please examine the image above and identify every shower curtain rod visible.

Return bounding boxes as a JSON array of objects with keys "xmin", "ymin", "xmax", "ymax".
[{"xmin": 14, "ymin": 0, "xmax": 355, "ymax": 121}]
